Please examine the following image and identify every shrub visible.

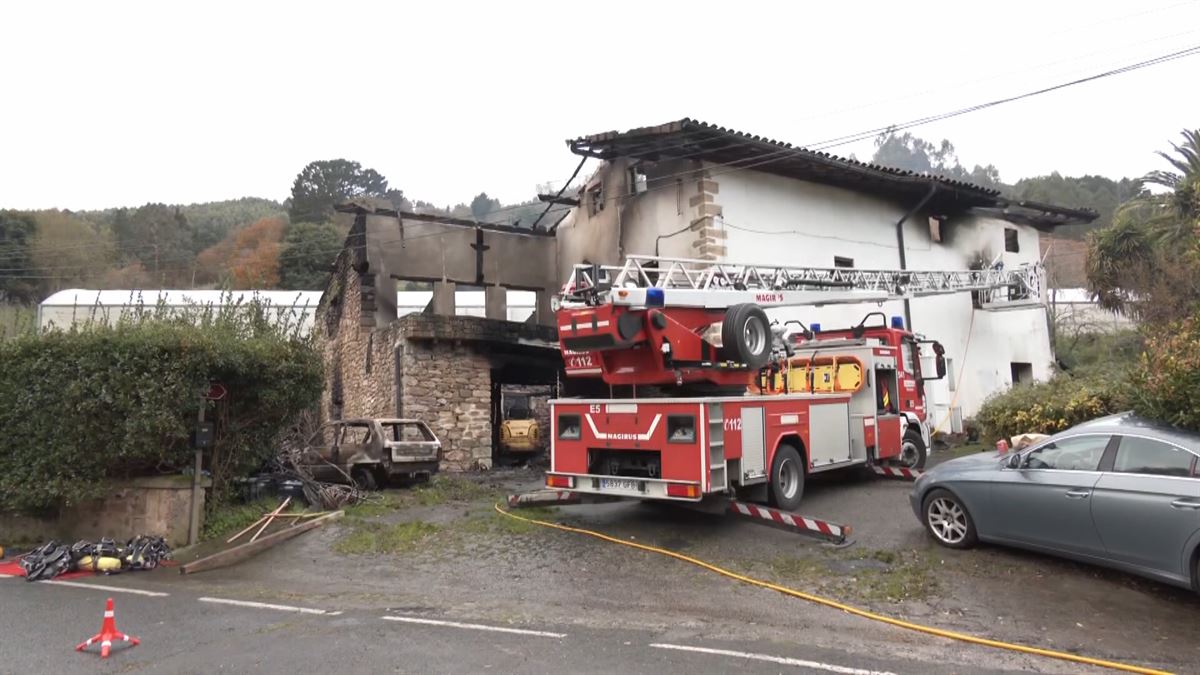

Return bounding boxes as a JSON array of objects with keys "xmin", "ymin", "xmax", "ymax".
[
  {"xmin": 1133, "ymin": 315, "xmax": 1200, "ymax": 430},
  {"xmin": 0, "ymin": 300, "xmax": 322, "ymax": 513},
  {"xmin": 975, "ymin": 370, "xmax": 1130, "ymax": 443}
]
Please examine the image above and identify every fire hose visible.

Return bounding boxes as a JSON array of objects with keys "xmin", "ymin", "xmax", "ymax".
[{"xmin": 494, "ymin": 504, "xmax": 1170, "ymax": 675}]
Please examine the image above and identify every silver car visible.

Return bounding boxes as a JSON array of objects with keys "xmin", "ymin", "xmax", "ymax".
[{"xmin": 910, "ymin": 413, "xmax": 1200, "ymax": 592}]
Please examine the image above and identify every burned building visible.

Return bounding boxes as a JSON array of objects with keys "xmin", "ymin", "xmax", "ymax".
[{"xmin": 315, "ymin": 202, "xmax": 562, "ymax": 471}]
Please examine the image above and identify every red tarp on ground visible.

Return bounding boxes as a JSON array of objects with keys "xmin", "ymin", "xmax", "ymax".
[{"xmin": 0, "ymin": 559, "xmax": 93, "ymax": 580}]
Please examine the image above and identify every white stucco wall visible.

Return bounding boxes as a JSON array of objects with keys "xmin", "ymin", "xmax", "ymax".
[
  {"xmin": 703, "ymin": 167, "xmax": 1055, "ymax": 420},
  {"xmin": 563, "ymin": 161, "xmax": 1058, "ymax": 421}
]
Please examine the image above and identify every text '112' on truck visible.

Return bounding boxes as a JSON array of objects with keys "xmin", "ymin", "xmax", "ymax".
[{"xmin": 546, "ymin": 255, "xmax": 1043, "ymax": 510}]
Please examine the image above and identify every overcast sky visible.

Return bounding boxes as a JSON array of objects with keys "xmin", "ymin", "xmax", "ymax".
[{"xmin": 2, "ymin": 0, "xmax": 1198, "ymax": 211}]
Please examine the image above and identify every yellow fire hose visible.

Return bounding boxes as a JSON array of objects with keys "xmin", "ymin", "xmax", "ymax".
[{"xmin": 494, "ymin": 504, "xmax": 1171, "ymax": 675}]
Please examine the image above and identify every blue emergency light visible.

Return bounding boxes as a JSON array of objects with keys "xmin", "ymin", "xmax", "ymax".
[
  {"xmin": 810, "ymin": 322, "xmax": 821, "ymax": 333},
  {"xmin": 891, "ymin": 316, "xmax": 905, "ymax": 329},
  {"xmin": 645, "ymin": 287, "xmax": 665, "ymax": 307}
]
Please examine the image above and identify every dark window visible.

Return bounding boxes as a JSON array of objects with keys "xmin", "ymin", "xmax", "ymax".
[
  {"xmin": 1114, "ymin": 436, "xmax": 1196, "ymax": 477},
  {"xmin": 588, "ymin": 183, "xmax": 605, "ymax": 216},
  {"xmin": 1004, "ymin": 227, "xmax": 1020, "ymax": 253},
  {"xmin": 558, "ymin": 414, "xmax": 581, "ymax": 440},
  {"xmin": 666, "ymin": 415, "xmax": 696, "ymax": 443},
  {"xmin": 834, "ymin": 256, "xmax": 854, "ymax": 268},
  {"xmin": 1011, "ymin": 362, "xmax": 1033, "ymax": 385},
  {"xmin": 1023, "ymin": 435, "xmax": 1109, "ymax": 471},
  {"xmin": 365, "ymin": 333, "xmax": 374, "ymax": 375}
]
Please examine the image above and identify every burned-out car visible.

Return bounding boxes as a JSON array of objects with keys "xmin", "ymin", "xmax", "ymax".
[{"xmin": 302, "ymin": 418, "xmax": 441, "ymax": 489}]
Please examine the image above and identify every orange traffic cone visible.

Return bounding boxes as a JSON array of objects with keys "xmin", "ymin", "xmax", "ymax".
[{"xmin": 75, "ymin": 597, "xmax": 140, "ymax": 658}]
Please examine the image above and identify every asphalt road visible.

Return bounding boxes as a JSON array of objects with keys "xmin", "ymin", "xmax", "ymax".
[{"xmin": 0, "ymin": 574, "xmax": 1024, "ymax": 675}]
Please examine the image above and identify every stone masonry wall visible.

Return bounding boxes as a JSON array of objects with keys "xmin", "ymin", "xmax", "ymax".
[
  {"xmin": 317, "ymin": 250, "xmax": 398, "ymax": 422},
  {"xmin": 400, "ymin": 339, "xmax": 493, "ymax": 471}
]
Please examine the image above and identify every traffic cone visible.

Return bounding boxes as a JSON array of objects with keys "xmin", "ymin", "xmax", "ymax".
[{"xmin": 75, "ymin": 597, "xmax": 140, "ymax": 658}]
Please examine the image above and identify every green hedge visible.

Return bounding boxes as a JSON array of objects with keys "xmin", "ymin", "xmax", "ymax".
[
  {"xmin": 974, "ymin": 370, "xmax": 1131, "ymax": 444},
  {"xmin": 0, "ymin": 304, "xmax": 322, "ymax": 513},
  {"xmin": 1133, "ymin": 315, "xmax": 1200, "ymax": 430}
]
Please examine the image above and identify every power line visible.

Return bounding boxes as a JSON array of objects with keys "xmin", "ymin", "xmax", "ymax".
[{"xmin": 605, "ymin": 43, "xmax": 1200, "ymax": 206}]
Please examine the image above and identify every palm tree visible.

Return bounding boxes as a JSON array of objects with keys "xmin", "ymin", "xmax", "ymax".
[{"xmin": 1086, "ymin": 128, "xmax": 1200, "ymax": 320}]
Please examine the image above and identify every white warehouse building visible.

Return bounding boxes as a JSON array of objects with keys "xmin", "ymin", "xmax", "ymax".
[
  {"xmin": 554, "ymin": 119, "xmax": 1097, "ymax": 424},
  {"xmin": 38, "ymin": 289, "xmax": 324, "ymax": 336}
]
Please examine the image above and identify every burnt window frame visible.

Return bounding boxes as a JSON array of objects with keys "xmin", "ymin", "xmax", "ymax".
[{"xmin": 1004, "ymin": 227, "xmax": 1020, "ymax": 253}]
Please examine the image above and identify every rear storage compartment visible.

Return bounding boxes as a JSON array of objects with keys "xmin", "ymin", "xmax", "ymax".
[{"xmin": 547, "ymin": 399, "xmax": 706, "ymax": 501}]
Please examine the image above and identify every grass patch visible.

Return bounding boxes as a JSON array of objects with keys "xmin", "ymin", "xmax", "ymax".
[
  {"xmin": 768, "ymin": 555, "xmax": 828, "ymax": 581},
  {"xmin": 838, "ymin": 548, "xmax": 939, "ymax": 603},
  {"xmin": 344, "ymin": 492, "xmax": 404, "ymax": 519},
  {"xmin": 409, "ymin": 476, "xmax": 501, "ymax": 506},
  {"xmin": 203, "ymin": 498, "xmax": 303, "ymax": 541},
  {"xmin": 457, "ymin": 506, "xmax": 560, "ymax": 536},
  {"xmin": 333, "ymin": 520, "xmax": 440, "ymax": 555}
]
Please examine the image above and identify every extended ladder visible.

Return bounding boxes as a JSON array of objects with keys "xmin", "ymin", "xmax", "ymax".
[{"xmin": 562, "ymin": 254, "xmax": 1042, "ymax": 311}]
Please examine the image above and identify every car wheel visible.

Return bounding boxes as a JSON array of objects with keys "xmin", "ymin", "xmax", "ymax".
[
  {"xmin": 351, "ymin": 466, "xmax": 379, "ymax": 491},
  {"xmin": 922, "ymin": 488, "xmax": 978, "ymax": 549},
  {"xmin": 767, "ymin": 444, "xmax": 805, "ymax": 511},
  {"xmin": 899, "ymin": 429, "xmax": 928, "ymax": 469}
]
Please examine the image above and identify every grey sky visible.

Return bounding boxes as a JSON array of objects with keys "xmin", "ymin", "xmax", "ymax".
[{"xmin": 2, "ymin": 0, "xmax": 1198, "ymax": 212}]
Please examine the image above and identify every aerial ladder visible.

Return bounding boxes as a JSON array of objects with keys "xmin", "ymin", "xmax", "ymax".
[{"xmin": 556, "ymin": 254, "xmax": 1043, "ymax": 388}]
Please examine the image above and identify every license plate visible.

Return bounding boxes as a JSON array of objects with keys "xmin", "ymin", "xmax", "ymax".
[{"xmin": 599, "ymin": 478, "xmax": 639, "ymax": 491}]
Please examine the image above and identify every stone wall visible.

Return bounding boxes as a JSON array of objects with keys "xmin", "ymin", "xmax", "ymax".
[
  {"xmin": 317, "ymin": 250, "xmax": 398, "ymax": 422},
  {"xmin": 0, "ymin": 476, "xmax": 210, "ymax": 548},
  {"xmin": 400, "ymin": 339, "xmax": 493, "ymax": 471}
]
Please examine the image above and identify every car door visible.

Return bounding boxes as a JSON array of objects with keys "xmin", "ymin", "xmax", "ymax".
[
  {"xmin": 303, "ymin": 423, "xmax": 339, "ymax": 480},
  {"xmin": 337, "ymin": 423, "xmax": 373, "ymax": 468},
  {"xmin": 1091, "ymin": 435, "xmax": 1200, "ymax": 580},
  {"xmin": 989, "ymin": 434, "xmax": 1112, "ymax": 556}
]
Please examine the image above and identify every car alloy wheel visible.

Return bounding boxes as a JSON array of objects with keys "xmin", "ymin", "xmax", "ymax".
[{"xmin": 927, "ymin": 496, "xmax": 969, "ymax": 545}]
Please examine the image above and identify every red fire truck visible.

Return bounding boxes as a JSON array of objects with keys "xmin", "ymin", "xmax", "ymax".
[{"xmin": 546, "ymin": 255, "xmax": 1041, "ymax": 510}]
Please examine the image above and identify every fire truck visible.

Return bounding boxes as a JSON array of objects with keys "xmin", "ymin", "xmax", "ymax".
[{"xmin": 546, "ymin": 254, "xmax": 1042, "ymax": 510}]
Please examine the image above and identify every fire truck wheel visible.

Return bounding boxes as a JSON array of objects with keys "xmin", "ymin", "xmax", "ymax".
[
  {"xmin": 922, "ymin": 488, "xmax": 978, "ymax": 549},
  {"xmin": 722, "ymin": 304, "xmax": 771, "ymax": 369},
  {"xmin": 899, "ymin": 430, "xmax": 928, "ymax": 469},
  {"xmin": 768, "ymin": 444, "xmax": 805, "ymax": 511}
]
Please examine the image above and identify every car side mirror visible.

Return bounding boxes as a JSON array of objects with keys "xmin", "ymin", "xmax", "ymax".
[{"xmin": 1005, "ymin": 453, "xmax": 1022, "ymax": 469}]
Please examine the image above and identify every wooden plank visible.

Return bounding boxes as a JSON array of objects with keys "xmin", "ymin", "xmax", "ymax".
[
  {"xmin": 181, "ymin": 511, "xmax": 344, "ymax": 575},
  {"xmin": 249, "ymin": 497, "xmax": 292, "ymax": 543}
]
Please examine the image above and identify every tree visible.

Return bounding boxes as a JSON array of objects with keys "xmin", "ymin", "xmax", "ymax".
[
  {"xmin": 469, "ymin": 192, "xmax": 501, "ymax": 221},
  {"xmin": 1086, "ymin": 129, "xmax": 1200, "ymax": 323},
  {"xmin": 30, "ymin": 210, "xmax": 116, "ymax": 294},
  {"xmin": 113, "ymin": 203, "xmax": 193, "ymax": 280},
  {"xmin": 0, "ymin": 211, "xmax": 38, "ymax": 304},
  {"xmin": 279, "ymin": 221, "xmax": 343, "ymax": 290},
  {"xmin": 196, "ymin": 217, "xmax": 285, "ymax": 289},
  {"xmin": 872, "ymin": 131, "xmax": 1003, "ymax": 190},
  {"xmin": 289, "ymin": 159, "xmax": 389, "ymax": 223}
]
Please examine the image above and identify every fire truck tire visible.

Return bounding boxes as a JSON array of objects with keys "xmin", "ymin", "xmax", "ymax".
[
  {"xmin": 899, "ymin": 429, "xmax": 928, "ymax": 469},
  {"xmin": 767, "ymin": 444, "xmax": 805, "ymax": 511},
  {"xmin": 722, "ymin": 304, "xmax": 771, "ymax": 369}
]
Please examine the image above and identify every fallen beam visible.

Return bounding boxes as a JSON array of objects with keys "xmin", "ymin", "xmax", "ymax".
[
  {"xmin": 727, "ymin": 500, "xmax": 850, "ymax": 544},
  {"xmin": 506, "ymin": 490, "xmax": 583, "ymax": 508},
  {"xmin": 870, "ymin": 465, "xmax": 924, "ymax": 480},
  {"xmin": 181, "ymin": 511, "xmax": 343, "ymax": 575}
]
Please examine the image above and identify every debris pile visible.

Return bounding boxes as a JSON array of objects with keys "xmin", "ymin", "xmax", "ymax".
[{"xmin": 19, "ymin": 535, "xmax": 171, "ymax": 582}]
